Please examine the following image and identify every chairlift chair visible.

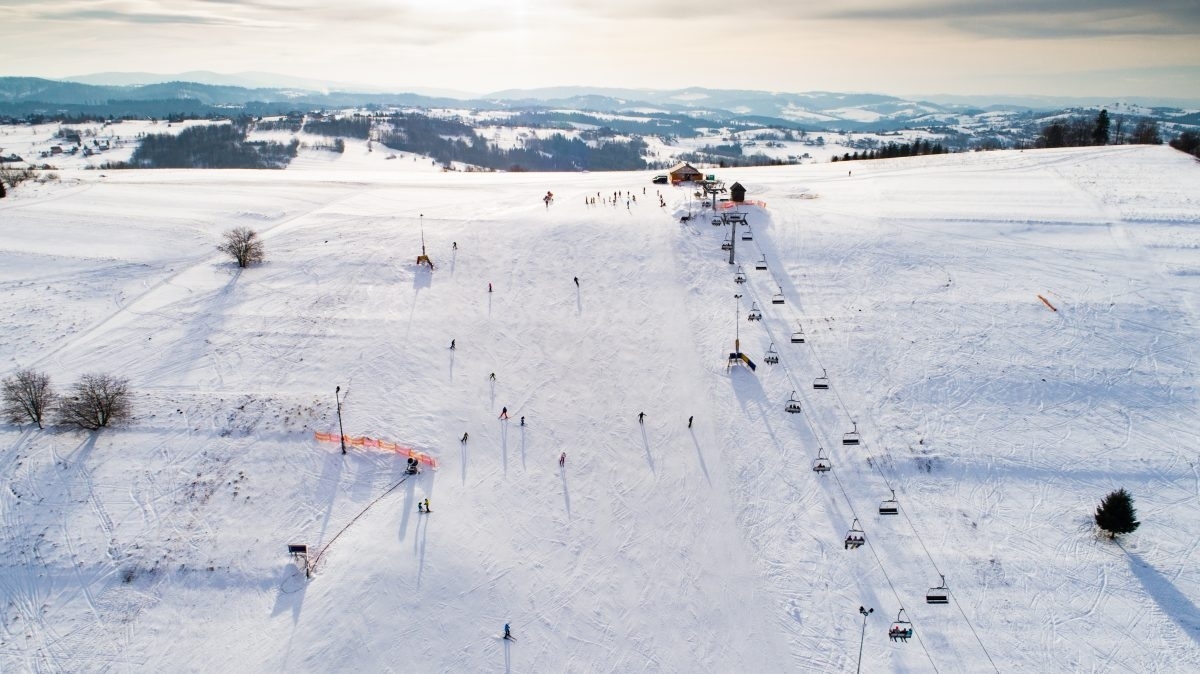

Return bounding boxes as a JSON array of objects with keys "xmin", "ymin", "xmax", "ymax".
[
  {"xmin": 711, "ymin": 217, "xmax": 723, "ymax": 226},
  {"xmin": 755, "ymin": 254, "xmax": 768, "ymax": 271},
  {"xmin": 843, "ymin": 421, "xmax": 861, "ymax": 446},
  {"xmin": 721, "ymin": 236, "xmax": 732, "ymax": 251},
  {"xmin": 771, "ymin": 286, "xmax": 785, "ymax": 305},
  {"xmin": 741, "ymin": 227, "xmax": 753, "ymax": 241},
  {"xmin": 747, "ymin": 302, "xmax": 763, "ymax": 321},
  {"xmin": 845, "ymin": 518, "xmax": 865, "ymax": 549},
  {"xmin": 784, "ymin": 391, "xmax": 802, "ymax": 414},
  {"xmin": 926, "ymin": 575, "xmax": 950, "ymax": 604},
  {"xmin": 790, "ymin": 322, "xmax": 806, "ymax": 343},
  {"xmin": 764, "ymin": 343, "xmax": 779, "ymax": 364},
  {"xmin": 813, "ymin": 369, "xmax": 829, "ymax": 389},
  {"xmin": 812, "ymin": 448, "xmax": 832, "ymax": 473},
  {"xmin": 888, "ymin": 609, "xmax": 913, "ymax": 642},
  {"xmin": 879, "ymin": 489, "xmax": 899, "ymax": 515},
  {"xmin": 734, "ymin": 265, "xmax": 746, "ymax": 284}
]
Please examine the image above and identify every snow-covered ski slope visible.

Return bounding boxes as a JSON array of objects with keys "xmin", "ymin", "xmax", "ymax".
[{"xmin": 1, "ymin": 144, "xmax": 1198, "ymax": 672}]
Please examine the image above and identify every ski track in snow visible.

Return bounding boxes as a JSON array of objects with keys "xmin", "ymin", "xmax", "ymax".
[{"xmin": 0, "ymin": 144, "xmax": 1198, "ymax": 672}]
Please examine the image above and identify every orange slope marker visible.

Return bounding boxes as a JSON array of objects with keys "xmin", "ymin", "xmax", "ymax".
[{"xmin": 1037, "ymin": 295, "xmax": 1058, "ymax": 312}]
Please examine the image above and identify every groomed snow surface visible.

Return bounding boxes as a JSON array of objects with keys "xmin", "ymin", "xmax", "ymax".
[{"xmin": 1, "ymin": 143, "xmax": 1199, "ymax": 672}]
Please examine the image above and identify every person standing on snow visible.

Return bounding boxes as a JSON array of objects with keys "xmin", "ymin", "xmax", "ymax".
[
  {"xmin": 573, "ymin": 276, "xmax": 579, "ymax": 287},
  {"xmin": 504, "ymin": 623, "xmax": 512, "ymax": 640},
  {"xmin": 500, "ymin": 407, "xmax": 509, "ymax": 419},
  {"xmin": 688, "ymin": 415, "xmax": 693, "ymax": 428},
  {"xmin": 559, "ymin": 452, "xmax": 566, "ymax": 468},
  {"xmin": 638, "ymin": 411, "xmax": 645, "ymax": 424}
]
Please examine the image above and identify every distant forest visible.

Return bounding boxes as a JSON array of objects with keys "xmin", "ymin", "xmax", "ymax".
[
  {"xmin": 122, "ymin": 122, "xmax": 298, "ymax": 169},
  {"xmin": 376, "ymin": 113, "xmax": 648, "ymax": 171}
]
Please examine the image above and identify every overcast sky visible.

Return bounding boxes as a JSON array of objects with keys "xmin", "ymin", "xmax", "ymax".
[{"xmin": 3, "ymin": 0, "xmax": 1198, "ymax": 99}]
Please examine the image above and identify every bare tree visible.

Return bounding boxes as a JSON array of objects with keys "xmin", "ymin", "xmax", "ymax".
[
  {"xmin": 218, "ymin": 227, "xmax": 265, "ymax": 268},
  {"xmin": 2, "ymin": 369, "xmax": 54, "ymax": 428},
  {"xmin": 58, "ymin": 373, "xmax": 132, "ymax": 430}
]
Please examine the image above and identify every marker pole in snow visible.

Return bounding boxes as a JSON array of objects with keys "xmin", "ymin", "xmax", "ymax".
[
  {"xmin": 335, "ymin": 386, "xmax": 346, "ymax": 455},
  {"xmin": 857, "ymin": 606, "xmax": 873, "ymax": 674}
]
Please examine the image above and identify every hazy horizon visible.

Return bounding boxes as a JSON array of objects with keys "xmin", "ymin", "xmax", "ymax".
[{"xmin": 4, "ymin": 1, "xmax": 1198, "ymax": 101}]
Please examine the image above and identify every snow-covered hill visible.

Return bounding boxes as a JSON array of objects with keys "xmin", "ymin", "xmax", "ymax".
[{"xmin": 1, "ymin": 145, "xmax": 1198, "ymax": 672}]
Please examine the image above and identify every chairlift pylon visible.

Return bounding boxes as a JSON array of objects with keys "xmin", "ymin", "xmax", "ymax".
[
  {"xmin": 812, "ymin": 447, "xmax": 831, "ymax": 473},
  {"xmin": 813, "ymin": 368, "xmax": 829, "ymax": 389},
  {"xmin": 784, "ymin": 390, "xmax": 802, "ymax": 414},
  {"xmin": 843, "ymin": 421, "xmax": 861, "ymax": 446},
  {"xmin": 926, "ymin": 575, "xmax": 949, "ymax": 604},
  {"xmin": 888, "ymin": 608, "xmax": 913, "ymax": 642},
  {"xmin": 747, "ymin": 302, "xmax": 762, "ymax": 321},
  {"xmin": 879, "ymin": 489, "xmax": 899, "ymax": 516},
  {"xmin": 764, "ymin": 343, "xmax": 779, "ymax": 364},
  {"xmin": 845, "ymin": 518, "xmax": 865, "ymax": 549}
]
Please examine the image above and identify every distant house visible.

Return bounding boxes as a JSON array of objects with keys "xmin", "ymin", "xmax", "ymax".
[
  {"xmin": 64, "ymin": 133, "xmax": 82, "ymax": 146},
  {"xmin": 50, "ymin": 146, "xmax": 63, "ymax": 155},
  {"xmin": 667, "ymin": 162, "xmax": 704, "ymax": 184}
]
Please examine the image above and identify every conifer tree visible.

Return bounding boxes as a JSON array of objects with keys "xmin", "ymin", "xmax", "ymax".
[
  {"xmin": 1094, "ymin": 488, "xmax": 1140, "ymax": 539},
  {"xmin": 1092, "ymin": 109, "xmax": 1111, "ymax": 146}
]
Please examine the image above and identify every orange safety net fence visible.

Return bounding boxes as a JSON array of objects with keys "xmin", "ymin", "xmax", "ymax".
[{"xmin": 314, "ymin": 432, "xmax": 439, "ymax": 469}]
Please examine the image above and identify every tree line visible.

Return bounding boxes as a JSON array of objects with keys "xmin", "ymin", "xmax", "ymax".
[
  {"xmin": 120, "ymin": 120, "xmax": 299, "ymax": 169},
  {"xmin": 832, "ymin": 138, "xmax": 949, "ymax": 163}
]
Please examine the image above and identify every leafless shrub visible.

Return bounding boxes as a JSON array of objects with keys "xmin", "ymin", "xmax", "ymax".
[
  {"xmin": 218, "ymin": 226, "xmax": 265, "ymax": 268},
  {"xmin": 58, "ymin": 373, "xmax": 132, "ymax": 430},
  {"xmin": 2, "ymin": 369, "xmax": 55, "ymax": 428}
]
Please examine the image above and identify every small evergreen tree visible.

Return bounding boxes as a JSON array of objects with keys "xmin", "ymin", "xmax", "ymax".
[
  {"xmin": 1092, "ymin": 109, "xmax": 1111, "ymax": 146},
  {"xmin": 1094, "ymin": 488, "xmax": 1140, "ymax": 539}
]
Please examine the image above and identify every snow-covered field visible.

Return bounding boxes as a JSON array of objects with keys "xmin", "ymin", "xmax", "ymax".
[{"xmin": 1, "ymin": 145, "xmax": 1198, "ymax": 672}]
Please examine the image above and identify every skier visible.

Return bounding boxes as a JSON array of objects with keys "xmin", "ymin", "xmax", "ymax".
[
  {"xmin": 688, "ymin": 415, "xmax": 693, "ymax": 428},
  {"xmin": 504, "ymin": 623, "xmax": 512, "ymax": 640},
  {"xmin": 461, "ymin": 432, "xmax": 469, "ymax": 443},
  {"xmin": 489, "ymin": 372, "xmax": 496, "ymax": 381},
  {"xmin": 559, "ymin": 452, "xmax": 566, "ymax": 468},
  {"xmin": 638, "ymin": 411, "xmax": 645, "ymax": 424},
  {"xmin": 452, "ymin": 241, "xmax": 458, "ymax": 250},
  {"xmin": 488, "ymin": 282, "xmax": 493, "ymax": 293},
  {"xmin": 424, "ymin": 498, "xmax": 430, "ymax": 513},
  {"xmin": 418, "ymin": 501, "xmax": 424, "ymax": 513},
  {"xmin": 500, "ymin": 406, "xmax": 509, "ymax": 419},
  {"xmin": 573, "ymin": 276, "xmax": 579, "ymax": 287},
  {"xmin": 450, "ymin": 339, "xmax": 455, "ymax": 350},
  {"xmin": 520, "ymin": 416, "xmax": 525, "ymax": 426}
]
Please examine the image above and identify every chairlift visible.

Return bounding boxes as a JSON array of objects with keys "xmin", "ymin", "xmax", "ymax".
[
  {"xmin": 843, "ymin": 421, "xmax": 861, "ymax": 446},
  {"xmin": 771, "ymin": 286, "xmax": 785, "ymax": 305},
  {"xmin": 888, "ymin": 609, "xmax": 913, "ymax": 642},
  {"xmin": 812, "ymin": 448, "xmax": 832, "ymax": 473},
  {"xmin": 879, "ymin": 489, "xmax": 899, "ymax": 516},
  {"xmin": 734, "ymin": 265, "xmax": 746, "ymax": 284},
  {"xmin": 747, "ymin": 302, "xmax": 762, "ymax": 321},
  {"xmin": 845, "ymin": 518, "xmax": 865, "ymax": 549},
  {"xmin": 813, "ymin": 368, "xmax": 829, "ymax": 389},
  {"xmin": 764, "ymin": 343, "xmax": 779, "ymax": 364},
  {"xmin": 711, "ymin": 217, "xmax": 723, "ymax": 226},
  {"xmin": 784, "ymin": 391, "xmax": 802, "ymax": 414},
  {"xmin": 755, "ymin": 254, "xmax": 767, "ymax": 271},
  {"xmin": 741, "ymin": 226, "xmax": 753, "ymax": 241},
  {"xmin": 790, "ymin": 322, "xmax": 806, "ymax": 343},
  {"xmin": 926, "ymin": 575, "xmax": 950, "ymax": 604}
]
